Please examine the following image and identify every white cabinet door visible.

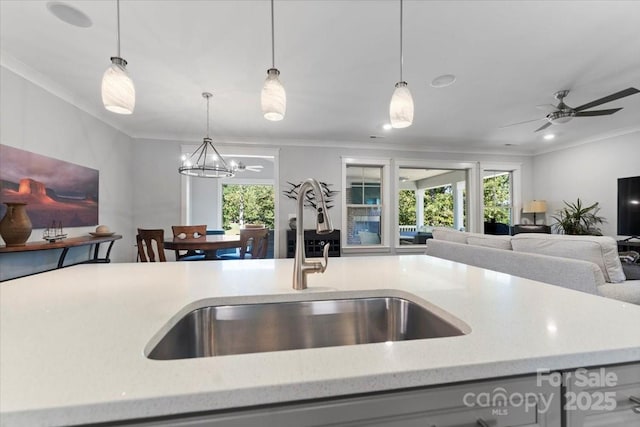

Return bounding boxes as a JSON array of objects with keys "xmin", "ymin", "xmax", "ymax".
[{"xmin": 565, "ymin": 362, "xmax": 640, "ymax": 427}]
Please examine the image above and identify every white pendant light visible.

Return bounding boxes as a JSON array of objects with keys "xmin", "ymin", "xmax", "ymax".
[
  {"xmin": 389, "ymin": 0, "xmax": 413, "ymax": 128},
  {"xmin": 102, "ymin": 0, "xmax": 135, "ymax": 114},
  {"xmin": 178, "ymin": 93, "xmax": 235, "ymax": 178},
  {"xmin": 261, "ymin": 0, "xmax": 286, "ymax": 121}
]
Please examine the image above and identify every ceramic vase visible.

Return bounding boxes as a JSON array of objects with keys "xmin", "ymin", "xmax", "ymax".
[{"xmin": 0, "ymin": 202, "xmax": 33, "ymax": 246}]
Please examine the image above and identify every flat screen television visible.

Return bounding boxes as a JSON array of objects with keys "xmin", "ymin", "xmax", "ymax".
[{"xmin": 617, "ymin": 176, "xmax": 640, "ymax": 238}]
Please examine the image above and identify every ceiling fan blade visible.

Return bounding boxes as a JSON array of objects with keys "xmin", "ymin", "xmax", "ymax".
[
  {"xmin": 574, "ymin": 87, "xmax": 640, "ymax": 111},
  {"xmin": 534, "ymin": 122, "xmax": 552, "ymax": 132},
  {"xmin": 536, "ymin": 104, "xmax": 557, "ymax": 111},
  {"xmin": 574, "ymin": 108, "xmax": 622, "ymax": 117},
  {"xmin": 499, "ymin": 117, "xmax": 544, "ymax": 129}
]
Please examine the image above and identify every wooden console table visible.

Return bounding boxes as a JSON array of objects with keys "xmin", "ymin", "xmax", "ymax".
[{"xmin": 0, "ymin": 234, "xmax": 122, "ymax": 269}]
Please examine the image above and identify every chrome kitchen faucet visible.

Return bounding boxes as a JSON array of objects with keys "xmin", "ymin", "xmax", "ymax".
[{"xmin": 293, "ymin": 178, "xmax": 334, "ymax": 290}]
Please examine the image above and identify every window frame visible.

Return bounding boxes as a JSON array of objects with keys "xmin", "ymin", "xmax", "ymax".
[
  {"xmin": 393, "ymin": 159, "xmax": 480, "ymax": 252},
  {"xmin": 341, "ymin": 157, "xmax": 391, "ymax": 253},
  {"xmin": 480, "ymin": 162, "xmax": 522, "ymax": 231}
]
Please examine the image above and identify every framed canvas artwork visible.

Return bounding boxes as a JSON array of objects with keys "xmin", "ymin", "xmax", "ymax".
[{"xmin": 0, "ymin": 144, "xmax": 99, "ymax": 228}]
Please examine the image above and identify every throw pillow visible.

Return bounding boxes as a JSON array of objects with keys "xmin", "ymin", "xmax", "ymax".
[
  {"xmin": 511, "ymin": 234, "xmax": 626, "ymax": 283},
  {"xmin": 432, "ymin": 227, "xmax": 469, "ymax": 244},
  {"xmin": 467, "ymin": 235, "xmax": 512, "ymax": 251}
]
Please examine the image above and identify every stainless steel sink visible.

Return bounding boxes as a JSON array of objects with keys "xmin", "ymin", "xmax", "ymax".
[{"xmin": 148, "ymin": 294, "xmax": 467, "ymax": 359}]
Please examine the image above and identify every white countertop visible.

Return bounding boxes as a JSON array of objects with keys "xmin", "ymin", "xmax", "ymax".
[{"xmin": 1, "ymin": 255, "xmax": 639, "ymax": 426}]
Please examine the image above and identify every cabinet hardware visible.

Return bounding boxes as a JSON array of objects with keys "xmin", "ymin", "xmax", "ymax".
[{"xmin": 476, "ymin": 418, "xmax": 491, "ymax": 427}]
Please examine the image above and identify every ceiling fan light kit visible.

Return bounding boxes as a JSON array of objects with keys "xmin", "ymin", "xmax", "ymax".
[
  {"xmin": 389, "ymin": 0, "xmax": 414, "ymax": 129},
  {"xmin": 179, "ymin": 93, "xmax": 235, "ymax": 178},
  {"xmin": 101, "ymin": 0, "xmax": 135, "ymax": 115},
  {"xmin": 261, "ymin": 0, "xmax": 286, "ymax": 121}
]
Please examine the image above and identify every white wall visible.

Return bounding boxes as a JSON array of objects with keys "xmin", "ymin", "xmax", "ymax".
[
  {"xmin": 0, "ymin": 67, "xmax": 134, "ymax": 280},
  {"xmin": 532, "ymin": 131, "xmax": 640, "ymax": 237},
  {"xmin": 131, "ymin": 139, "xmax": 182, "ymax": 234}
]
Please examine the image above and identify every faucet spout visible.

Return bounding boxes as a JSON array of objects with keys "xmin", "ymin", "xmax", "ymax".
[{"xmin": 293, "ymin": 178, "xmax": 334, "ymax": 290}]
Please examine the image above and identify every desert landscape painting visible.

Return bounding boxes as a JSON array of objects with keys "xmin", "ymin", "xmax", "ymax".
[{"xmin": 0, "ymin": 145, "xmax": 98, "ymax": 228}]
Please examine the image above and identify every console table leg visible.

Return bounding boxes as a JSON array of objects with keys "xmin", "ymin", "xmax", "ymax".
[
  {"xmin": 58, "ymin": 248, "xmax": 70, "ymax": 269},
  {"xmin": 104, "ymin": 241, "xmax": 115, "ymax": 263}
]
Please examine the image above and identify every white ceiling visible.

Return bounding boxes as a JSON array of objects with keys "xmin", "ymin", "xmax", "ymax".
[{"xmin": 1, "ymin": 0, "xmax": 639, "ymax": 155}]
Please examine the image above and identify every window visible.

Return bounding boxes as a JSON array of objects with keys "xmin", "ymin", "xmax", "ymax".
[
  {"xmin": 480, "ymin": 162, "xmax": 522, "ymax": 235},
  {"xmin": 342, "ymin": 158, "xmax": 390, "ymax": 250},
  {"xmin": 483, "ymin": 171, "xmax": 512, "ymax": 226},
  {"xmin": 397, "ymin": 167, "xmax": 467, "ymax": 246},
  {"xmin": 222, "ymin": 184, "xmax": 275, "ymax": 230}
]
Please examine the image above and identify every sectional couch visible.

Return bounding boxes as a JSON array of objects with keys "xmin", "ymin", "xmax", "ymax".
[{"xmin": 425, "ymin": 228, "xmax": 640, "ymax": 305}]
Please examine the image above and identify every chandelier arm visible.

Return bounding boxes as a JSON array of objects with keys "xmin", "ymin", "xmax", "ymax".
[
  {"xmin": 195, "ymin": 141, "xmax": 207, "ymax": 169},
  {"xmin": 208, "ymin": 142, "xmax": 231, "ymax": 169}
]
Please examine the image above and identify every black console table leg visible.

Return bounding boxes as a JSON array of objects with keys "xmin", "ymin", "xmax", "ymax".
[
  {"xmin": 104, "ymin": 241, "xmax": 115, "ymax": 263},
  {"xmin": 57, "ymin": 247, "xmax": 70, "ymax": 269}
]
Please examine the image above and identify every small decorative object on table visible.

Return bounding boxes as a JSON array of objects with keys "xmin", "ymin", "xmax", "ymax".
[
  {"xmin": 90, "ymin": 225, "xmax": 115, "ymax": 237},
  {"xmin": 0, "ymin": 202, "xmax": 33, "ymax": 246},
  {"xmin": 43, "ymin": 221, "xmax": 67, "ymax": 243}
]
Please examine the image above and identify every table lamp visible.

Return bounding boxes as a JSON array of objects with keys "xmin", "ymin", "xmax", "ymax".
[{"xmin": 523, "ymin": 200, "xmax": 547, "ymax": 225}]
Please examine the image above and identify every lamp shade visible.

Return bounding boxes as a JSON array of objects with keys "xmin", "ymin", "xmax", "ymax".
[
  {"xmin": 523, "ymin": 200, "xmax": 547, "ymax": 213},
  {"xmin": 389, "ymin": 81, "xmax": 414, "ymax": 128},
  {"xmin": 101, "ymin": 58, "xmax": 135, "ymax": 114},
  {"xmin": 261, "ymin": 68, "xmax": 286, "ymax": 121}
]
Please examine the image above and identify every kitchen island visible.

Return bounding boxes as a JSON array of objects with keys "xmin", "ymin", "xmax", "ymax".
[{"xmin": 1, "ymin": 255, "xmax": 639, "ymax": 426}]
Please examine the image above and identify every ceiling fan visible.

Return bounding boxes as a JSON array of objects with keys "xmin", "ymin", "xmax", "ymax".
[
  {"xmin": 232, "ymin": 161, "xmax": 263, "ymax": 173},
  {"xmin": 502, "ymin": 87, "xmax": 639, "ymax": 132}
]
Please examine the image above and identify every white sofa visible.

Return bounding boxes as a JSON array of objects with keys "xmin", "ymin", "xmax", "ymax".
[{"xmin": 425, "ymin": 228, "xmax": 640, "ymax": 305}]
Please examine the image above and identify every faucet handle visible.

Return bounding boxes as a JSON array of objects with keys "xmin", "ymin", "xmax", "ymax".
[{"xmin": 318, "ymin": 243, "xmax": 330, "ymax": 273}]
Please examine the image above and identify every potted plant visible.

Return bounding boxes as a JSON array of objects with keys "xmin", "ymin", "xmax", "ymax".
[{"xmin": 552, "ymin": 198, "xmax": 606, "ymax": 235}]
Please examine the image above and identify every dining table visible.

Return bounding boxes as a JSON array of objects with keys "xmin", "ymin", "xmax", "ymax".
[{"xmin": 164, "ymin": 234, "xmax": 242, "ymax": 260}]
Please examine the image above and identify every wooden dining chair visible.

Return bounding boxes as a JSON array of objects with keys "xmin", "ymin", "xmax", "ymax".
[
  {"xmin": 219, "ymin": 227, "xmax": 269, "ymax": 260},
  {"xmin": 171, "ymin": 225, "xmax": 207, "ymax": 261},
  {"xmin": 136, "ymin": 229, "xmax": 167, "ymax": 262}
]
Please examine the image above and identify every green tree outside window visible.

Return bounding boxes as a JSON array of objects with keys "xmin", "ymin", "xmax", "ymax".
[{"xmin": 222, "ymin": 184, "xmax": 275, "ymax": 230}]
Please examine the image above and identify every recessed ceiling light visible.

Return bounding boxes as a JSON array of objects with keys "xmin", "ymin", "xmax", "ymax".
[
  {"xmin": 543, "ymin": 134, "xmax": 555, "ymax": 140},
  {"xmin": 382, "ymin": 123, "xmax": 392, "ymax": 131},
  {"xmin": 46, "ymin": 2, "xmax": 92, "ymax": 28},
  {"xmin": 430, "ymin": 74, "xmax": 456, "ymax": 88}
]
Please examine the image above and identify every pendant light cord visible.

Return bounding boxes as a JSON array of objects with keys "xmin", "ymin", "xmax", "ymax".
[
  {"xmin": 116, "ymin": 0, "xmax": 121, "ymax": 58},
  {"xmin": 270, "ymin": 0, "xmax": 275, "ymax": 68},
  {"xmin": 399, "ymin": 0, "xmax": 403, "ymax": 82},
  {"xmin": 206, "ymin": 96, "xmax": 210, "ymax": 138}
]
